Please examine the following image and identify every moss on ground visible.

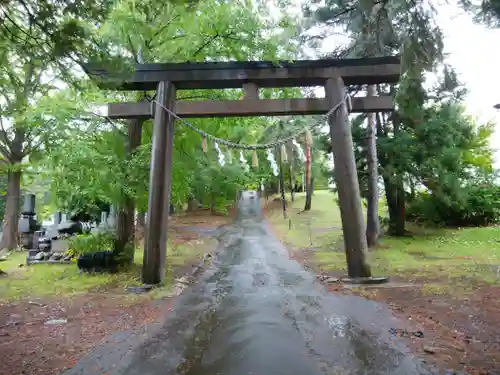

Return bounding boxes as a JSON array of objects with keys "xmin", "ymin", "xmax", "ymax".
[
  {"xmin": 268, "ymin": 190, "xmax": 500, "ymax": 294},
  {"xmin": 0, "ymin": 236, "xmax": 215, "ymax": 302}
]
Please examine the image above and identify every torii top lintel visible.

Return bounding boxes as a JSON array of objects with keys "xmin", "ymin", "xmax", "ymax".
[{"xmin": 84, "ymin": 56, "xmax": 400, "ymax": 91}]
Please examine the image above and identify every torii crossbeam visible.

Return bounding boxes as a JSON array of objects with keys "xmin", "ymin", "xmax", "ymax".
[{"xmin": 85, "ymin": 56, "xmax": 401, "ymax": 284}]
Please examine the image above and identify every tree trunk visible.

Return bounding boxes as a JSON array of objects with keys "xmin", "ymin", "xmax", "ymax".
[
  {"xmin": 278, "ymin": 147, "xmax": 287, "ymax": 218},
  {"xmin": 394, "ymin": 177, "xmax": 406, "ymax": 235},
  {"xmin": 383, "ymin": 176, "xmax": 397, "ymax": 230},
  {"xmin": 392, "ymin": 114, "xmax": 406, "ymax": 236},
  {"xmin": 380, "ymin": 114, "xmax": 406, "ymax": 236},
  {"xmin": 0, "ymin": 170, "xmax": 22, "ymax": 250},
  {"xmin": 136, "ymin": 210, "xmax": 145, "ymax": 242},
  {"xmin": 409, "ymin": 178, "xmax": 416, "ymax": 201},
  {"xmin": 187, "ymin": 197, "xmax": 200, "ymax": 212},
  {"xmin": 289, "ymin": 162, "xmax": 295, "ymax": 202},
  {"xmin": 114, "ymin": 206, "xmax": 135, "ymax": 263},
  {"xmin": 287, "ymin": 143, "xmax": 295, "ymax": 202},
  {"xmin": 114, "ymin": 118, "xmax": 143, "ymax": 264},
  {"xmin": 384, "ymin": 177, "xmax": 406, "ymax": 236},
  {"xmin": 304, "ymin": 135, "xmax": 312, "ymax": 211},
  {"xmin": 376, "ymin": 111, "xmax": 405, "ymax": 237},
  {"xmin": 137, "ymin": 211, "xmax": 145, "ymax": 226},
  {"xmin": 365, "ymin": 85, "xmax": 380, "ymax": 247},
  {"xmin": 1, "ymin": 129, "xmax": 24, "ymax": 251},
  {"xmin": 304, "ymin": 177, "xmax": 314, "ymax": 211}
]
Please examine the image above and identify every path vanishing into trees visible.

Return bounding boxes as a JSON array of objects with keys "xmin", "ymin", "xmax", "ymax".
[{"xmin": 65, "ymin": 191, "xmax": 437, "ymax": 375}]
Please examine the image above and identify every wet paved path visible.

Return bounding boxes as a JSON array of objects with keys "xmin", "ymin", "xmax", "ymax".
[{"xmin": 65, "ymin": 191, "xmax": 437, "ymax": 375}]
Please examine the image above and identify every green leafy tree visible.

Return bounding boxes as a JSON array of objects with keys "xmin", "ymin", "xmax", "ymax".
[
  {"xmin": 0, "ymin": 42, "xmax": 80, "ymax": 250},
  {"xmin": 366, "ymin": 73, "xmax": 494, "ymax": 231},
  {"xmin": 303, "ymin": 0, "xmax": 453, "ymax": 237},
  {"xmin": 0, "ymin": 0, "xmax": 125, "ymax": 250},
  {"xmin": 461, "ymin": 0, "xmax": 500, "ymax": 27},
  {"xmin": 43, "ymin": 0, "xmax": 301, "ymax": 260}
]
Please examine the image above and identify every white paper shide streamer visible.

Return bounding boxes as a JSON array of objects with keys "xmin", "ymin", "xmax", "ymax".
[
  {"xmin": 292, "ymin": 139, "xmax": 306, "ymax": 162},
  {"xmin": 214, "ymin": 141, "xmax": 225, "ymax": 166},
  {"xmin": 240, "ymin": 151, "xmax": 250, "ymax": 172},
  {"xmin": 266, "ymin": 149, "xmax": 279, "ymax": 176}
]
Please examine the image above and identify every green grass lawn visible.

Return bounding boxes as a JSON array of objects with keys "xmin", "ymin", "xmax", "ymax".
[
  {"xmin": 267, "ymin": 190, "xmax": 344, "ymax": 250},
  {"xmin": 268, "ymin": 190, "xmax": 500, "ymax": 294},
  {"xmin": 0, "ymin": 236, "xmax": 215, "ymax": 302}
]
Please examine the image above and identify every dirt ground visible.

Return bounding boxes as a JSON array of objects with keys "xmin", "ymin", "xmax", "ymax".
[
  {"xmin": 0, "ymin": 294, "xmax": 173, "ymax": 375},
  {"xmin": 0, "ymin": 212, "xmax": 231, "ymax": 375},
  {"xmin": 3, "ymin": 201, "xmax": 499, "ymax": 375},
  {"xmin": 292, "ymin": 249, "xmax": 500, "ymax": 375}
]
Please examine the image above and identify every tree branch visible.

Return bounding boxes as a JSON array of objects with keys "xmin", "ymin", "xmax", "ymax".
[
  {"xmin": 127, "ymin": 35, "xmax": 138, "ymax": 63},
  {"xmin": 192, "ymin": 32, "xmax": 221, "ymax": 57},
  {"xmin": 0, "ymin": 105, "xmax": 13, "ymax": 153}
]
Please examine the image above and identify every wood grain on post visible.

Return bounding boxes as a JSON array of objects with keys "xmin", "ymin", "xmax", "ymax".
[
  {"xmin": 243, "ymin": 83, "xmax": 259, "ymax": 100},
  {"xmin": 107, "ymin": 96, "xmax": 394, "ymax": 119},
  {"xmin": 325, "ymin": 76, "xmax": 371, "ymax": 278},
  {"xmin": 142, "ymin": 81, "xmax": 176, "ymax": 285},
  {"xmin": 85, "ymin": 56, "xmax": 401, "ymax": 90},
  {"xmin": 160, "ymin": 93, "xmax": 176, "ymax": 278}
]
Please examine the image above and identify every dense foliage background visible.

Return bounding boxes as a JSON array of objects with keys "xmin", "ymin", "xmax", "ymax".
[{"xmin": 0, "ymin": 0, "xmax": 499, "ymax": 251}]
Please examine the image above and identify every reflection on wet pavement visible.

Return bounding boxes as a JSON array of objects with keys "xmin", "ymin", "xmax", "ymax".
[{"xmin": 68, "ymin": 190, "xmax": 437, "ymax": 375}]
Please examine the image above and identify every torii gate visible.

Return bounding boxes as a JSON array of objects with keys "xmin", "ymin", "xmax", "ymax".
[{"xmin": 85, "ymin": 56, "xmax": 400, "ymax": 284}]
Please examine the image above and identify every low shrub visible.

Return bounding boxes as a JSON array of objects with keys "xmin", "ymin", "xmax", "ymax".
[
  {"xmin": 68, "ymin": 230, "xmax": 116, "ymax": 257},
  {"xmin": 406, "ymin": 183, "xmax": 500, "ymax": 227}
]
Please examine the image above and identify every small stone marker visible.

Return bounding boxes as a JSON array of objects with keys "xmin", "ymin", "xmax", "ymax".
[
  {"xmin": 45, "ymin": 318, "xmax": 67, "ymax": 325},
  {"xmin": 126, "ymin": 284, "xmax": 154, "ymax": 294},
  {"xmin": 340, "ymin": 276, "xmax": 390, "ymax": 285},
  {"xmin": 423, "ymin": 345, "xmax": 436, "ymax": 354},
  {"xmin": 324, "ymin": 277, "xmax": 340, "ymax": 284}
]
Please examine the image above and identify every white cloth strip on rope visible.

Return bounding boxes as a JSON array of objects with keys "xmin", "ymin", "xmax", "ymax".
[
  {"xmin": 266, "ymin": 149, "xmax": 279, "ymax": 176},
  {"xmin": 153, "ymin": 93, "xmax": 349, "ymax": 150},
  {"xmin": 239, "ymin": 150, "xmax": 250, "ymax": 172},
  {"xmin": 292, "ymin": 139, "xmax": 306, "ymax": 162},
  {"xmin": 214, "ymin": 141, "xmax": 225, "ymax": 166}
]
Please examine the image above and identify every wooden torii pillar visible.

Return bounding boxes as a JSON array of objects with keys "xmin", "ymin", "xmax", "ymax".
[
  {"xmin": 142, "ymin": 81, "xmax": 176, "ymax": 284},
  {"xmin": 85, "ymin": 56, "xmax": 400, "ymax": 283},
  {"xmin": 326, "ymin": 77, "xmax": 371, "ymax": 277}
]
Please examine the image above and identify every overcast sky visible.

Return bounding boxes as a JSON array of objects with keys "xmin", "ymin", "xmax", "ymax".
[
  {"xmin": 435, "ymin": 1, "xmax": 500, "ymax": 165},
  {"xmin": 303, "ymin": 0, "xmax": 500, "ymax": 166}
]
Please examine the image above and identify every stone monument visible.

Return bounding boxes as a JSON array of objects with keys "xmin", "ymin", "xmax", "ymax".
[{"xmin": 18, "ymin": 194, "xmax": 40, "ymax": 250}]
